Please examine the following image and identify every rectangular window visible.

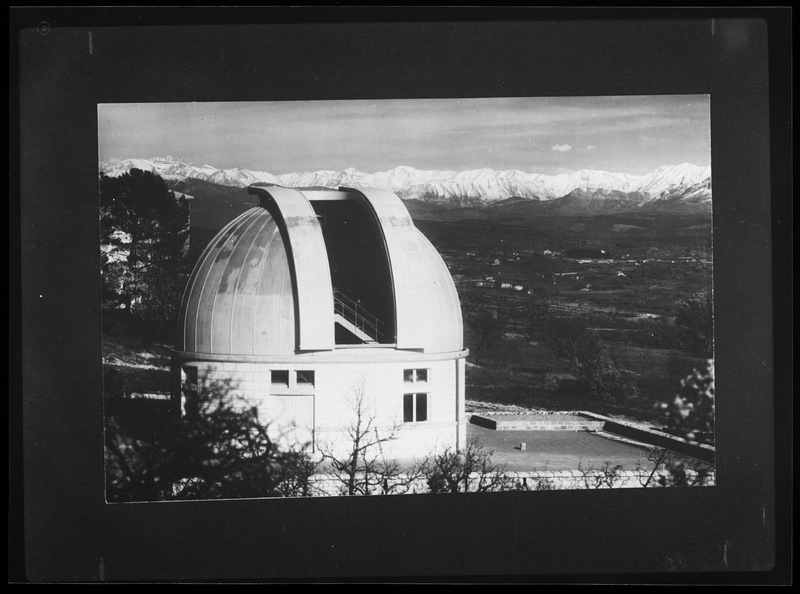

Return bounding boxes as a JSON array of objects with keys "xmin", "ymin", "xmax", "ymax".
[
  {"xmin": 403, "ymin": 393, "xmax": 428, "ymax": 423},
  {"xmin": 403, "ymin": 393, "xmax": 414, "ymax": 422},
  {"xmin": 404, "ymin": 368, "xmax": 429, "ymax": 383},
  {"xmin": 181, "ymin": 366, "xmax": 198, "ymax": 418},
  {"xmin": 181, "ymin": 365, "xmax": 198, "ymax": 392},
  {"xmin": 296, "ymin": 370, "xmax": 315, "ymax": 387},
  {"xmin": 416, "ymin": 393, "xmax": 427, "ymax": 422},
  {"xmin": 271, "ymin": 370, "xmax": 289, "ymax": 387}
]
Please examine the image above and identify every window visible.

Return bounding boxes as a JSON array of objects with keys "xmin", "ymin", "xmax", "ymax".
[
  {"xmin": 403, "ymin": 393, "xmax": 428, "ymax": 423},
  {"xmin": 403, "ymin": 369, "xmax": 428, "ymax": 423},
  {"xmin": 404, "ymin": 368, "xmax": 428, "ymax": 383},
  {"xmin": 180, "ymin": 366, "xmax": 198, "ymax": 418},
  {"xmin": 181, "ymin": 366, "xmax": 198, "ymax": 392},
  {"xmin": 271, "ymin": 370, "xmax": 315, "ymax": 393},
  {"xmin": 271, "ymin": 370, "xmax": 289, "ymax": 387},
  {"xmin": 297, "ymin": 370, "xmax": 315, "ymax": 387}
]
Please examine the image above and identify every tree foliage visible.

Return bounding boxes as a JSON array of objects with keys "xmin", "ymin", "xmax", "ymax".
[
  {"xmin": 100, "ymin": 169, "xmax": 191, "ymax": 334},
  {"xmin": 533, "ymin": 316, "xmax": 638, "ymax": 402},
  {"xmin": 634, "ymin": 360, "xmax": 717, "ymax": 488},
  {"xmin": 105, "ymin": 375, "xmax": 317, "ymax": 502},
  {"xmin": 675, "ymin": 290, "xmax": 714, "ymax": 357},
  {"xmin": 659, "ymin": 359, "xmax": 715, "ymax": 445},
  {"xmin": 465, "ymin": 307, "xmax": 511, "ymax": 363}
]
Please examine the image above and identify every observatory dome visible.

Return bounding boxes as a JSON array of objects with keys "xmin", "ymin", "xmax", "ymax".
[{"xmin": 179, "ymin": 185, "xmax": 464, "ymax": 357}]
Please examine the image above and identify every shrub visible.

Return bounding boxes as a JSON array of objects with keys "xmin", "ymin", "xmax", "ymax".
[
  {"xmin": 105, "ymin": 374, "xmax": 317, "ymax": 502},
  {"xmin": 424, "ymin": 436, "xmax": 508, "ymax": 494},
  {"xmin": 658, "ymin": 359, "xmax": 715, "ymax": 444}
]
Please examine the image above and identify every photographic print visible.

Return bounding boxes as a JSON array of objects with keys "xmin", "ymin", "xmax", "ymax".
[
  {"xmin": 18, "ymin": 12, "xmax": 788, "ymax": 582},
  {"xmin": 99, "ymin": 96, "xmax": 716, "ymax": 502}
]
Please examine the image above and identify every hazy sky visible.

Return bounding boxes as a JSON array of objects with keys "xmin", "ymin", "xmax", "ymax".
[{"xmin": 98, "ymin": 96, "xmax": 710, "ymax": 176}]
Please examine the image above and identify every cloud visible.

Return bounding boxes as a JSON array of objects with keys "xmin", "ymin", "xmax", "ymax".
[
  {"xmin": 551, "ymin": 144, "xmax": 573, "ymax": 153},
  {"xmin": 585, "ymin": 145, "xmax": 596, "ymax": 150}
]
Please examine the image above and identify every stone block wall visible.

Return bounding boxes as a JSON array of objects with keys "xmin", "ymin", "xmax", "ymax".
[
  {"xmin": 304, "ymin": 468, "xmax": 716, "ymax": 497},
  {"xmin": 469, "ymin": 414, "xmax": 604, "ymax": 432}
]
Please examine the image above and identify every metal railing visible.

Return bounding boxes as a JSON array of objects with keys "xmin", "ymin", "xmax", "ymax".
[{"xmin": 332, "ymin": 289, "xmax": 385, "ymax": 342}]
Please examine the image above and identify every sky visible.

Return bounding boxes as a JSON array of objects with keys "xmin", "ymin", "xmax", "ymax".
[{"xmin": 98, "ymin": 95, "xmax": 711, "ymax": 176}]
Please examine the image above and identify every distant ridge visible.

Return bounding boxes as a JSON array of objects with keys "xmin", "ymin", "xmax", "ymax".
[{"xmin": 100, "ymin": 156, "xmax": 712, "ymax": 211}]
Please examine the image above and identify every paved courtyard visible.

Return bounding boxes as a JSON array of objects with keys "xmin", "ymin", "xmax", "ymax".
[{"xmin": 467, "ymin": 423, "xmax": 657, "ymax": 473}]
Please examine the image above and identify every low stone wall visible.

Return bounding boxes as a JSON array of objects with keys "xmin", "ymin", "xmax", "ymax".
[
  {"xmin": 601, "ymin": 419, "xmax": 715, "ymax": 464},
  {"xmin": 504, "ymin": 469, "xmax": 715, "ymax": 490},
  {"xmin": 469, "ymin": 414, "xmax": 604, "ymax": 432},
  {"xmin": 304, "ymin": 468, "xmax": 716, "ymax": 496}
]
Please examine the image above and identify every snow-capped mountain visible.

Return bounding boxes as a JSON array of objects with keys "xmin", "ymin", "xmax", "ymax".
[
  {"xmin": 101, "ymin": 156, "xmax": 282, "ymax": 188},
  {"xmin": 99, "ymin": 156, "xmax": 711, "ymax": 208},
  {"xmin": 630, "ymin": 162, "xmax": 712, "ymax": 197}
]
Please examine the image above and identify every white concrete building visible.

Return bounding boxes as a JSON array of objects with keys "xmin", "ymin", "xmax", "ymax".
[{"xmin": 171, "ymin": 185, "xmax": 468, "ymax": 459}]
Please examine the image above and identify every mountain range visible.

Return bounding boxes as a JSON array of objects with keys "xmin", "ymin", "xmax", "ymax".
[{"xmin": 100, "ymin": 156, "xmax": 712, "ymax": 214}]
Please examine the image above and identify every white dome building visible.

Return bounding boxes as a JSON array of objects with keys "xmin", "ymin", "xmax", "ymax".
[{"xmin": 171, "ymin": 185, "xmax": 468, "ymax": 459}]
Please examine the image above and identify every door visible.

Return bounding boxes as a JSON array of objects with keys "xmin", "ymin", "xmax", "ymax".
[{"xmin": 268, "ymin": 394, "xmax": 315, "ymax": 451}]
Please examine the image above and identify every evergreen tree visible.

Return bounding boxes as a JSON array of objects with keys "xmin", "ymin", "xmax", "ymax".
[
  {"xmin": 675, "ymin": 290, "xmax": 714, "ymax": 357},
  {"xmin": 99, "ymin": 169, "xmax": 191, "ymax": 334}
]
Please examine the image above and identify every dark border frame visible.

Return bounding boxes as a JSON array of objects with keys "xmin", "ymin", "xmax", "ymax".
[{"xmin": 11, "ymin": 7, "xmax": 792, "ymax": 584}]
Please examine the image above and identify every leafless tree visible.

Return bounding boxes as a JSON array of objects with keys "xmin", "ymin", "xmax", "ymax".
[
  {"xmin": 319, "ymin": 382, "xmax": 409, "ymax": 496},
  {"xmin": 637, "ymin": 449, "xmax": 714, "ymax": 488},
  {"xmin": 504, "ymin": 473, "xmax": 559, "ymax": 492},
  {"xmin": 371, "ymin": 456, "xmax": 431, "ymax": 496},
  {"xmin": 424, "ymin": 436, "xmax": 509, "ymax": 494},
  {"xmin": 577, "ymin": 460, "xmax": 626, "ymax": 489}
]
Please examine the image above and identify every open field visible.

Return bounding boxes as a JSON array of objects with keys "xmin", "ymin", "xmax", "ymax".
[{"xmin": 414, "ymin": 215, "xmax": 713, "ymax": 425}]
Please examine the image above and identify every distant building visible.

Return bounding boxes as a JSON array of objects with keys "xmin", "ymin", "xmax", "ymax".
[{"xmin": 173, "ymin": 185, "xmax": 468, "ymax": 458}]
